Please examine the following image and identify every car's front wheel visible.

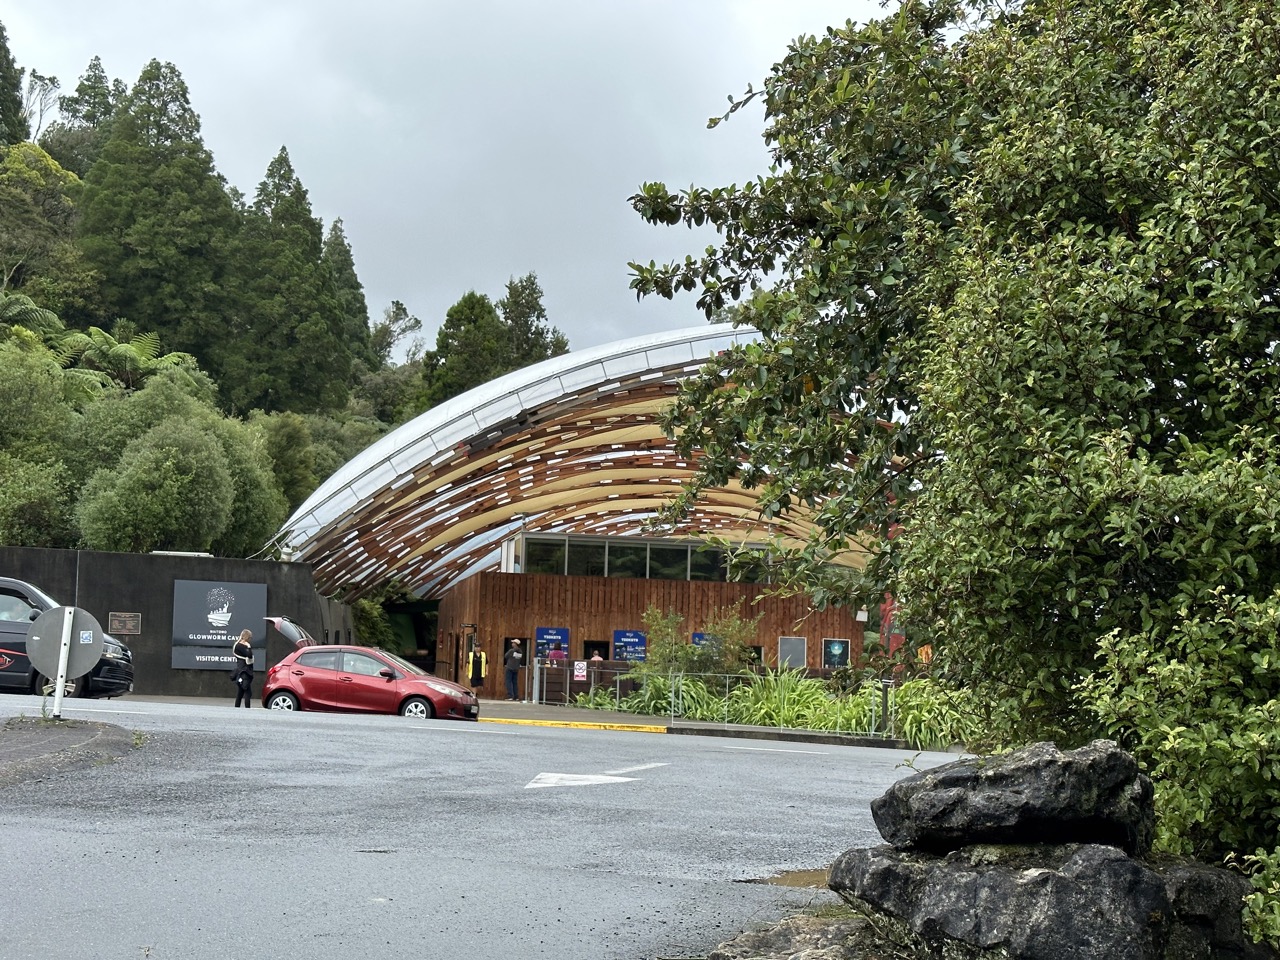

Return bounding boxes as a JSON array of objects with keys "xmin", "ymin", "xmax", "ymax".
[
  {"xmin": 266, "ymin": 691, "xmax": 299, "ymax": 711},
  {"xmin": 400, "ymin": 696, "xmax": 434, "ymax": 719},
  {"xmin": 34, "ymin": 673, "xmax": 85, "ymax": 698}
]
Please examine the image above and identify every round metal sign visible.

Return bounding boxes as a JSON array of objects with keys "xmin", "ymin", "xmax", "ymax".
[{"xmin": 26, "ymin": 606, "xmax": 106, "ymax": 681}]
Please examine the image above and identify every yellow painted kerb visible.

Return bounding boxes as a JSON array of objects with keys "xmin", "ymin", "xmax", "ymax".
[{"xmin": 479, "ymin": 717, "xmax": 667, "ymax": 734}]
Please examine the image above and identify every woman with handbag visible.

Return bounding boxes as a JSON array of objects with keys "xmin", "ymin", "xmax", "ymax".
[{"xmin": 232, "ymin": 629, "xmax": 254, "ymax": 707}]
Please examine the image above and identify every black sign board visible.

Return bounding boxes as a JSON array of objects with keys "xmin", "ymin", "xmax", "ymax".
[{"xmin": 171, "ymin": 580, "xmax": 267, "ymax": 670}]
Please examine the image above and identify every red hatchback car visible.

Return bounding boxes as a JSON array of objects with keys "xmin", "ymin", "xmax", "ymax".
[{"xmin": 262, "ymin": 644, "xmax": 479, "ymax": 721}]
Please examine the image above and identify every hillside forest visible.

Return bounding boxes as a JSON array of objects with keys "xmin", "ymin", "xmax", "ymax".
[{"xmin": 0, "ymin": 24, "xmax": 569, "ymax": 557}]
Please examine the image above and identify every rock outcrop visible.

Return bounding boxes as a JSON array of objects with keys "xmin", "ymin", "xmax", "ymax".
[
  {"xmin": 827, "ymin": 740, "xmax": 1276, "ymax": 960},
  {"xmin": 870, "ymin": 739, "xmax": 1154, "ymax": 856}
]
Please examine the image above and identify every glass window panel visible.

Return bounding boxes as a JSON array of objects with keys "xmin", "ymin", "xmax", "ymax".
[
  {"xmin": 341, "ymin": 652, "xmax": 387, "ymax": 676},
  {"xmin": 689, "ymin": 549, "xmax": 726, "ymax": 581},
  {"xmin": 297, "ymin": 649, "xmax": 338, "ymax": 670},
  {"xmin": 567, "ymin": 541, "xmax": 606, "ymax": 577},
  {"xmin": 607, "ymin": 543, "xmax": 648, "ymax": 578},
  {"xmin": 648, "ymin": 545, "xmax": 689, "ymax": 580},
  {"xmin": 525, "ymin": 538, "xmax": 566, "ymax": 575}
]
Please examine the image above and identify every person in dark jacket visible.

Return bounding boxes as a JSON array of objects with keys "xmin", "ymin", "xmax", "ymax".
[
  {"xmin": 503, "ymin": 639, "xmax": 523, "ymax": 701},
  {"xmin": 232, "ymin": 629, "xmax": 254, "ymax": 707}
]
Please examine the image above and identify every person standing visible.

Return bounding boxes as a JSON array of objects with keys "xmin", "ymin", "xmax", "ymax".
[
  {"xmin": 232, "ymin": 629, "xmax": 254, "ymax": 708},
  {"xmin": 503, "ymin": 639, "xmax": 523, "ymax": 701},
  {"xmin": 466, "ymin": 645, "xmax": 488, "ymax": 694},
  {"xmin": 547, "ymin": 641, "xmax": 566, "ymax": 662}
]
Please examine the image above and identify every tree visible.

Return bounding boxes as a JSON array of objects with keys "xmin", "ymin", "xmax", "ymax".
[
  {"xmin": 76, "ymin": 417, "xmax": 233, "ymax": 553},
  {"xmin": 418, "ymin": 290, "xmax": 509, "ymax": 408},
  {"xmin": 76, "ymin": 60, "xmax": 237, "ymax": 359},
  {"xmin": 39, "ymin": 56, "xmax": 127, "ymax": 178},
  {"xmin": 21, "ymin": 69, "xmax": 58, "ymax": 140},
  {"xmin": 221, "ymin": 146, "xmax": 351, "ymax": 413},
  {"xmin": 0, "ymin": 340, "xmax": 77, "ymax": 547},
  {"xmin": 498, "ymin": 272, "xmax": 569, "ymax": 365},
  {"xmin": 370, "ymin": 299, "xmax": 422, "ymax": 367},
  {"xmin": 55, "ymin": 320, "xmax": 198, "ymax": 391},
  {"xmin": 205, "ymin": 416, "xmax": 288, "ymax": 557},
  {"xmin": 322, "ymin": 218, "xmax": 375, "ymax": 372},
  {"xmin": 0, "ymin": 22, "xmax": 27, "ymax": 145},
  {"xmin": 0, "ymin": 142, "xmax": 85, "ymax": 297},
  {"xmin": 418, "ymin": 277, "xmax": 570, "ymax": 410},
  {"xmin": 254, "ymin": 410, "xmax": 318, "ymax": 513},
  {"xmin": 631, "ymin": 0, "xmax": 1280, "ymax": 939}
]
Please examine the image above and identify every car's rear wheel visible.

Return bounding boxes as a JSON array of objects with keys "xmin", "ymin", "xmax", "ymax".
[
  {"xmin": 266, "ymin": 691, "xmax": 299, "ymax": 711},
  {"xmin": 400, "ymin": 696, "xmax": 434, "ymax": 719}
]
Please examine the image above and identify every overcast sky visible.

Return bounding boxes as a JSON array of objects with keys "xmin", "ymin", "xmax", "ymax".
[{"xmin": 7, "ymin": 1, "xmax": 885, "ymax": 357}]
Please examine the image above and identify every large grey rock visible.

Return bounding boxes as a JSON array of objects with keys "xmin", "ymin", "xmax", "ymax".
[
  {"xmin": 828, "ymin": 843, "xmax": 1277, "ymax": 960},
  {"xmin": 872, "ymin": 740, "xmax": 1154, "ymax": 855},
  {"xmin": 831, "ymin": 843, "xmax": 1166, "ymax": 960}
]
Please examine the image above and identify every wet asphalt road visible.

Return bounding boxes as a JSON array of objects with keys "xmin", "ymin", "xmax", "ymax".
[{"xmin": 0, "ymin": 698, "xmax": 953, "ymax": 960}]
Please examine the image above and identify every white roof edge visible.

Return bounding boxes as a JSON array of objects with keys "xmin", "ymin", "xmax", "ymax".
[{"xmin": 276, "ymin": 324, "xmax": 756, "ymax": 550}]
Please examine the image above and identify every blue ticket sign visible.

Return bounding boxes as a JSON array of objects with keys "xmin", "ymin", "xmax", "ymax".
[
  {"xmin": 536, "ymin": 626, "xmax": 569, "ymax": 658},
  {"xmin": 691, "ymin": 632, "xmax": 707, "ymax": 646},
  {"xmin": 612, "ymin": 629, "xmax": 646, "ymax": 662}
]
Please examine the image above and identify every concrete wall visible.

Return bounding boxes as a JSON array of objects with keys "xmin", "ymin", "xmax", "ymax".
[{"xmin": 0, "ymin": 546, "xmax": 332, "ymax": 697}]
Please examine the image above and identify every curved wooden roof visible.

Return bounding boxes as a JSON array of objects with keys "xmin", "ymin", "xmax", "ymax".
[{"xmin": 272, "ymin": 325, "xmax": 862, "ymax": 600}]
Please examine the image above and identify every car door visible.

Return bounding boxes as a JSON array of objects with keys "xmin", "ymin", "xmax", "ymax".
[
  {"xmin": 0, "ymin": 585, "xmax": 42, "ymax": 692},
  {"xmin": 288, "ymin": 648, "xmax": 340, "ymax": 710},
  {"xmin": 334, "ymin": 650, "xmax": 400, "ymax": 714}
]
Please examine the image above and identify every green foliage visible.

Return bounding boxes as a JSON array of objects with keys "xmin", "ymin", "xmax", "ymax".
[
  {"xmin": 1230, "ymin": 848, "xmax": 1280, "ymax": 947},
  {"xmin": 601, "ymin": 668, "xmax": 967, "ymax": 748},
  {"xmin": 417, "ymin": 275, "xmax": 569, "ymax": 411},
  {"xmin": 1078, "ymin": 588, "xmax": 1280, "ymax": 888},
  {"xmin": 351, "ymin": 598, "xmax": 396, "ymax": 650},
  {"xmin": 76, "ymin": 418, "xmax": 234, "ymax": 552},
  {"xmin": 77, "ymin": 60, "xmax": 238, "ymax": 363},
  {"xmin": 893, "ymin": 679, "xmax": 980, "ymax": 753},
  {"xmin": 55, "ymin": 321, "xmax": 199, "ymax": 390},
  {"xmin": 0, "ymin": 23, "xmax": 26, "ymax": 146},
  {"xmin": 205, "ymin": 417, "xmax": 288, "ymax": 557},
  {"xmin": 39, "ymin": 56, "xmax": 126, "ymax": 178},
  {"xmin": 0, "ymin": 141, "xmax": 82, "ymax": 293},
  {"xmin": 253, "ymin": 410, "xmax": 318, "ymax": 512},
  {"xmin": 221, "ymin": 146, "xmax": 351, "ymax": 414},
  {"xmin": 632, "ymin": 0, "xmax": 1280, "ymax": 936},
  {"xmin": 0, "ymin": 452, "xmax": 74, "ymax": 547}
]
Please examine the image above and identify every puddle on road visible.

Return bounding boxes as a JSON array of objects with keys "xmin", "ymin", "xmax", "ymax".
[{"xmin": 738, "ymin": 867, "xmax": 830, "ymax": 888}]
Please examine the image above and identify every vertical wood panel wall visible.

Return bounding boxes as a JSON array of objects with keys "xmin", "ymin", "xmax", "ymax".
[{"xmin": 439, "ymin": 572, "xmax": 864, "ymax": 699}]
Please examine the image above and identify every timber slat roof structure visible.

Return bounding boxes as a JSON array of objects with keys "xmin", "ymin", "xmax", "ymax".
[{"xmin": 271, "ymin": 324, "xmax": 856, "ymax": 601}]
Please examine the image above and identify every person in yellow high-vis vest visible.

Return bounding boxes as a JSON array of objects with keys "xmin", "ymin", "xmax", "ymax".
[{"xmin": 466, "ymin": 647, "xmax": 487, "ymax": 693}]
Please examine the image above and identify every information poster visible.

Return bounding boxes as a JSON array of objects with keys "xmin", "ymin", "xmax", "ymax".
[
  {"xmin": 536, "ymin": 626, "xmax": 569, "ymax": 658},
  {"xmin": 612, "ymin": 629, "xmax": 646, "ymax": 662},
  {"xmin": 822, "ymin": 638, "xmax": 851, "ymax": 670},
  {"xmin": 171, "ymin": 580, "xmax": 267, "ymax": 670}
]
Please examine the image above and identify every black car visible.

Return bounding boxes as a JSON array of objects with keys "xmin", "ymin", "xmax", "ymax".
[{"xmin": 0, "ymin": 576, "xmax": 134, "ymax": 698}]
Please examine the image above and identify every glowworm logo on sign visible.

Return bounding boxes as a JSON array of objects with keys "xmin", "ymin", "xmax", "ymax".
[{"xmin": 171, "ymin": 580, "xmax": 267, "ymax": 671}]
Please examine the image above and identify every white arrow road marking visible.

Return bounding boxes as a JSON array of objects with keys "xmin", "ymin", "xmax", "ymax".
[
  {"xmin": 605, "ymin": 762, "xmax": 668, "ymax": 775},
  {"xmin": 525, "ymin": 772, "xmax": 638, "ymax": 789}
]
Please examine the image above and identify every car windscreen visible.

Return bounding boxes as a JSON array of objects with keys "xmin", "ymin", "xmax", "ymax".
[{"xmin": 378, "ymin": 651, "xmax": 427, "ymax": 676}]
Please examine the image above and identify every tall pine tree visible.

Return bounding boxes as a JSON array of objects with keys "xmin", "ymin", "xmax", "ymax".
[
  {"xmin": 322, "ymin": 217, "xmax": 375, "ymax": 373},
  {"xmin": 76, "ymin": 60, "xmax": 237, "ymax": 363},
  {"xmin": 225, "ymin": 146, "xmax": 350, "ymax": 413},
  {"xmin": 39, "ymin": 56, "xmax": 126, "ymax": 177}
]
